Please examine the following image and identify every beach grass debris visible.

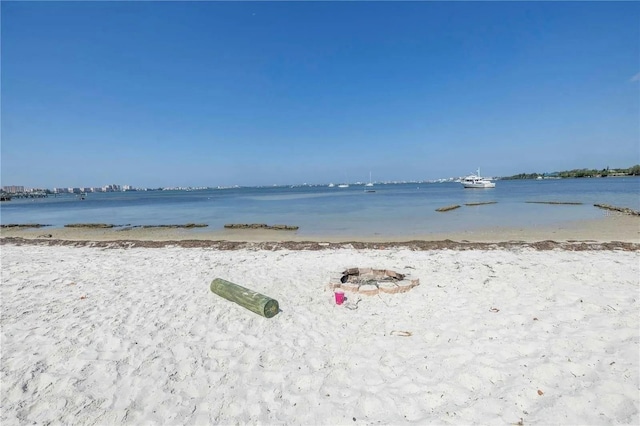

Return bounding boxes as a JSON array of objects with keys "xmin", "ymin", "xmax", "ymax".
[
  {"xmin": 64, "ymin": 223, "xmax": 115, "ymax": 228},
  {"xmin": 464, "ymin": 201, "xmax": 497, "ymax": 206},
  {"xmin": 525, "ymin": 201, "xmax": 583, "ymax": 205},
  {"xmin": 0, "ymin": 224, "xmax": 51, "ymax": 228},
  {"xmin": 593, "ymin": 203, "xmax": 640, "ymax": 216},
  {"xmin": 141, "ymin": 223, "xmax": 208, "ymax": 228},
  {"xmin": 436, "ymin": 205, "xmax": 461, "ymax": 212},
  {"xmin": 224, "ymin": 223, "xmax": 299, "ymax": 230}
]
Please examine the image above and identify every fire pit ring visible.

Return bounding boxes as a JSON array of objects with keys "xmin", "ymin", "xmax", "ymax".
[{"xmin": 328, "ymin": 268, "xmax": 419, "ymax": 296}]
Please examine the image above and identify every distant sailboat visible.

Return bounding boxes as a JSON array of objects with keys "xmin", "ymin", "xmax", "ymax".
[
  {"xmin": 365, "ymin": 172, "xmax": 374, "ymax": 187},
  {"xmin": 364, "ymin": 171, "xmax": 375, "ymax": 192}
]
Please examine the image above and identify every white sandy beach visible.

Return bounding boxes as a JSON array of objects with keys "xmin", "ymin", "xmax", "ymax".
[{"xmin": 1, "ymin": 242, "xmax": 638, "ymax": 425}]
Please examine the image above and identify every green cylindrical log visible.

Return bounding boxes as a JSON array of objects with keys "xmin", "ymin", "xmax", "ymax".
[{"xmin": 210, "ymin": 278, "xmax": 279, "ymax": 318}]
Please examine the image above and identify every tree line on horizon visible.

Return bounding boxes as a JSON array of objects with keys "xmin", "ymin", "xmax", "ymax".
[{"xmin": 503, "ymin": 164, "xmax": 640, "ymax": 180}]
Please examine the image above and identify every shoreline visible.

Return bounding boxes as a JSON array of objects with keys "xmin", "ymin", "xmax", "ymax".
[{"xmin": 1, "ymin": 215, "xmax": 638, "ymax": 249}]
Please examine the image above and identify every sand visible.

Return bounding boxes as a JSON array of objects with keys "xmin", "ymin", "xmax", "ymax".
[{"xmin": 1, "ymin": 240, "xmax": 639, "ymax": 425}]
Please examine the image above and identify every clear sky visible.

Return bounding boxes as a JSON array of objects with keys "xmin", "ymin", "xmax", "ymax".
[{"xmin": 2, "ymin": 1, "xmax": 639, "ymax": 188}]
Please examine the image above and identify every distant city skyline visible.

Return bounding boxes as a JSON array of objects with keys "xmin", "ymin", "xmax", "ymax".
[
  {"xmin": 2, "ymin": 1, "xmax": 638, "ymax": 189},
  {"xmin": 3, "ymin": 162, "xmax": 639, "ymax": 194}
]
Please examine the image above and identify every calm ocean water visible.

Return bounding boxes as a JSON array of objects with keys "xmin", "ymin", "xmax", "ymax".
[{"xmin": 1, "ymin": 178, "xmax": 639, "ymax": 237}]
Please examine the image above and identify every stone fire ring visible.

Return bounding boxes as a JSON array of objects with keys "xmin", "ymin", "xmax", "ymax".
[{"xmin": 328, "ymin": 268, "xmax": 419, "ymax": 296}]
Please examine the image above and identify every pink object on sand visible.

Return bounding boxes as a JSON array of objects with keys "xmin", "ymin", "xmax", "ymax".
[{"xmin": 334, "ymin": 290, "xmax": 345, "ymax": 305}]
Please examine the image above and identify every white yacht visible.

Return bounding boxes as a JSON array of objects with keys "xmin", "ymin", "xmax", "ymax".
[{"xmin": 461, "ymin": 168, "xmax": 496, "ymax": 188}]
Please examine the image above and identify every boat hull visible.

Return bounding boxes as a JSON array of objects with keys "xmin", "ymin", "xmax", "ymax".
[{"xmin": 463, "ymin": 182, "xmax": 495, "ymax": 188}]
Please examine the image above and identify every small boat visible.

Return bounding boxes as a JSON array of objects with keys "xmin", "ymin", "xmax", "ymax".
[
  {"xmin": 462, "ymin": 169, "xmax": 496, "ymax": 188},
  {"xmin": 365, "ymin": 171, "xmax": 374, "ymax": 187},
  {"xmin": 328, "ymin": 183, "xmax": 335, "ymax": 188},
  {"xmin": 338, "ymin": 172, "xmax": 350, "ymax": 188}
]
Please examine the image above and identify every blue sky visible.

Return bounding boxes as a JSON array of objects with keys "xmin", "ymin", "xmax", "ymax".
[{"xmin": 2, "ymin": 1, "xmax": 639, "ymax": 188}]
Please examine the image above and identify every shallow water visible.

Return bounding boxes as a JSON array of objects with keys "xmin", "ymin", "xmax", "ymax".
[{"xmin": 1, "ymin": 177, "xmax": 638, "ymax": 237}]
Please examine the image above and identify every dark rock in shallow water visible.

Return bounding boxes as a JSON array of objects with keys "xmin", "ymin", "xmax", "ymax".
[
  {"xmin": 224, "ymin": 223, "xmax": 299, "ymax": 230},
  {"xmin": 65, "ymin": 223, "xmax": 115, "ymax": 228},
  {"xmin": 464, "ymin": 201, "xmax": 497, "ymax": 206},
  {"xmin": 141, "ymin": 224, "xmax": 208, "ymax": 229},
  {"xmin": 224, "ymin": 224, "xmax": 269, "ymax": 229},
  {"xmin": 526, "ymin": 201, "xmax": 583, "ymax": 205},
  {"xmin": 594, "ymin": 204, "xmax": 640, "ymax": 216},
  {"xmin": 435, "ymin": 205, "xmax": 461, "ymax": 212},
  {"xmin": 270, "ymin": 224, "xmax": 300, "ymax": 230},
  {"xmin": 1, "ymin": 224, "xmax": 51, "ymax": 228}
]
